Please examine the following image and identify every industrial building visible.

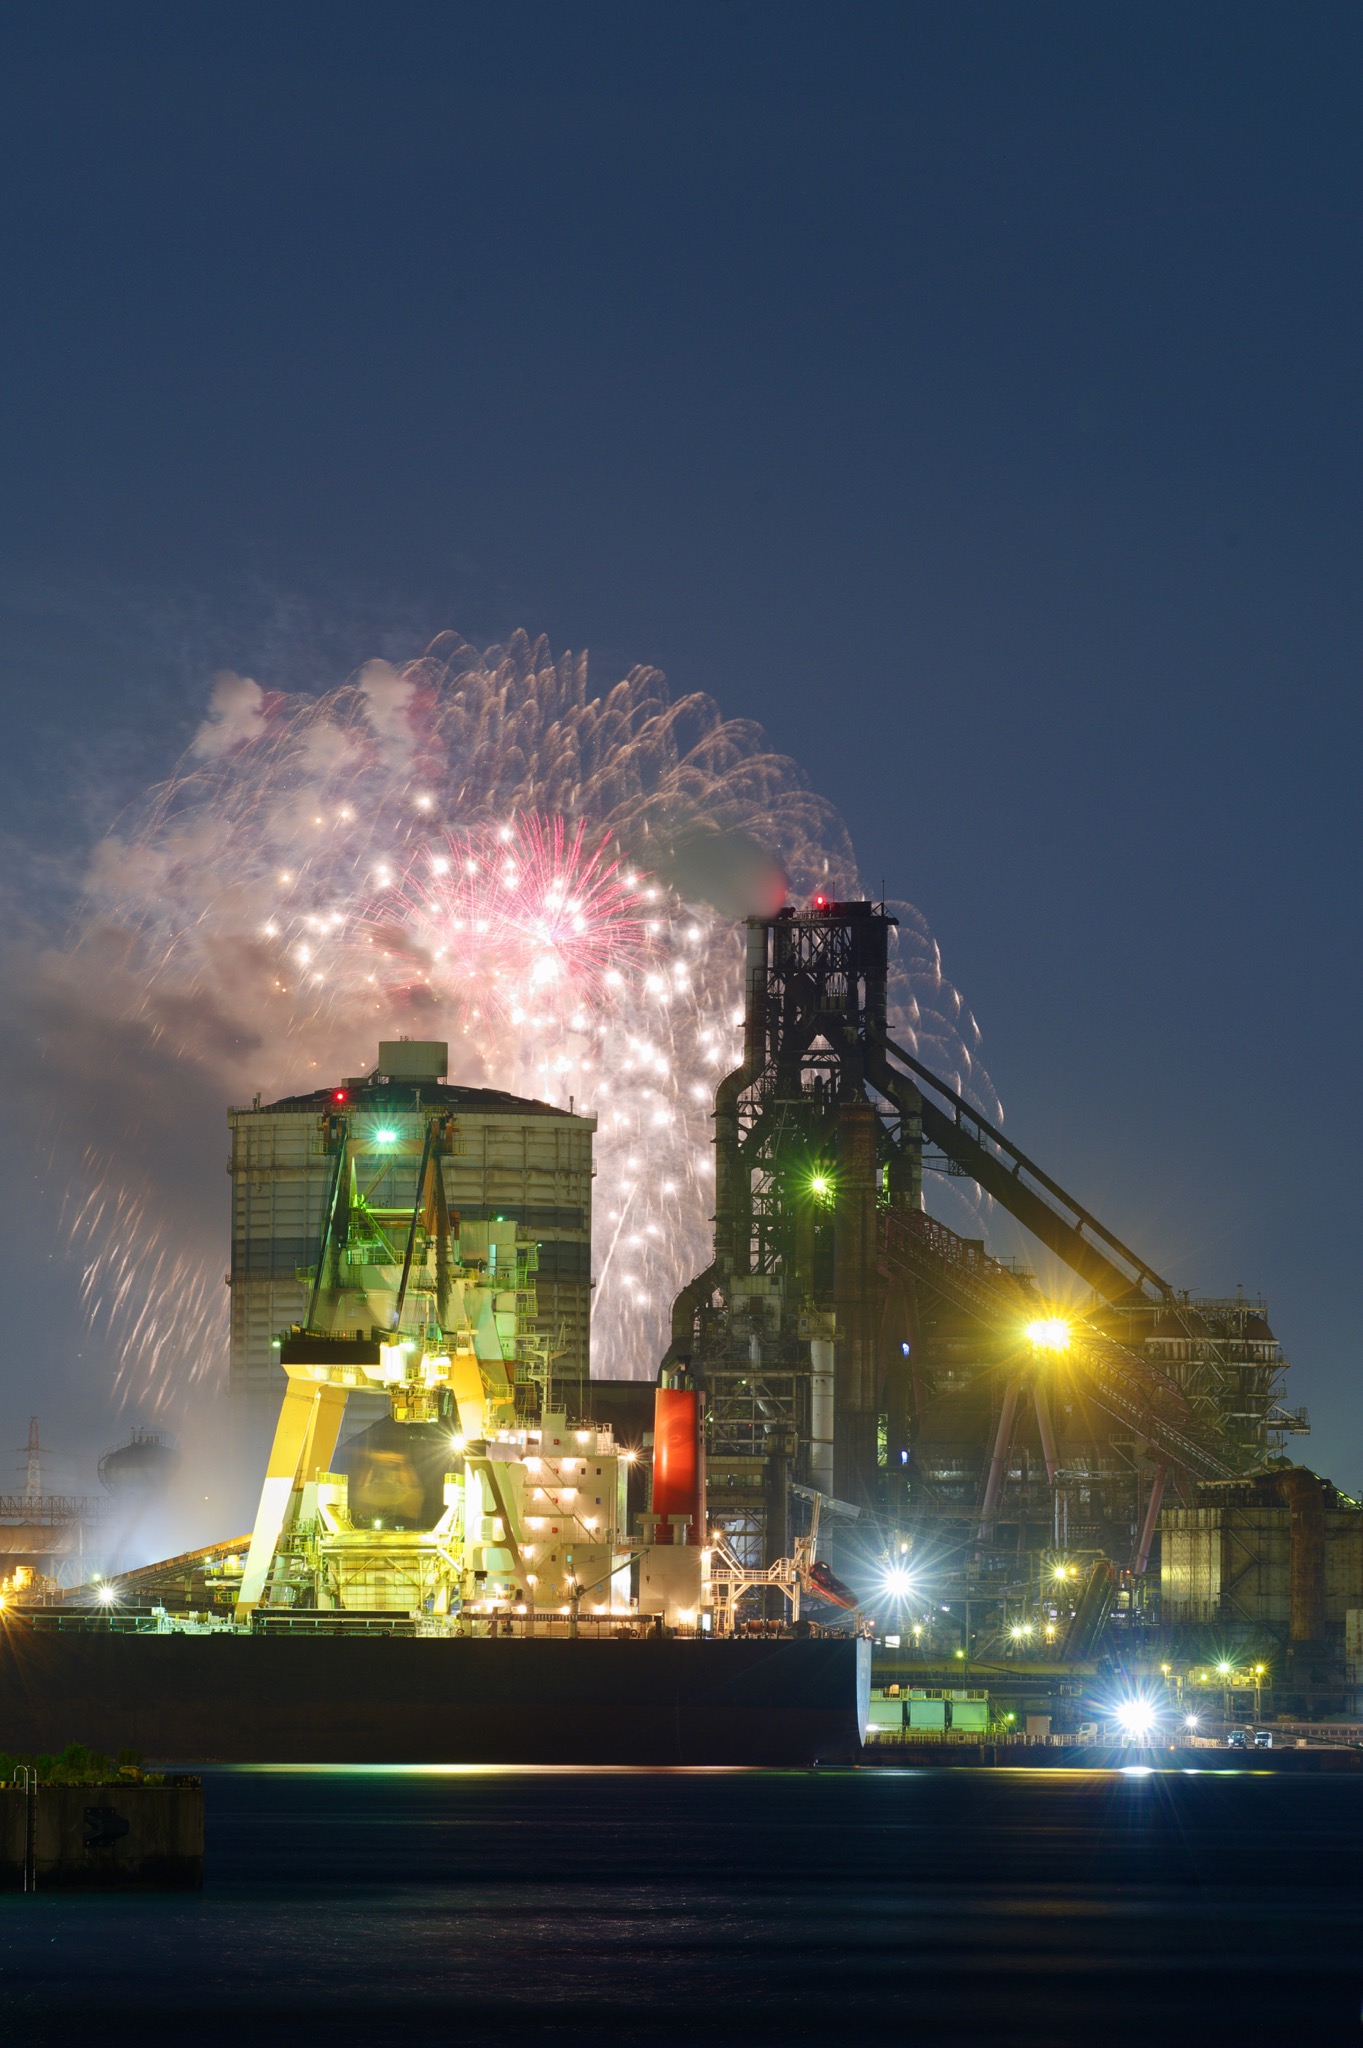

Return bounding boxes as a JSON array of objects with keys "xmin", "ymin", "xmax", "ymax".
[
  {"xmin": 216, "ymin": 922, "xmax": 1353, "ymax": 1677},
  {"xmin": 219, "ymin": 1026, "xmax": 849, "ymax": 1640},
  {"xmin": 228, "ymin": 1040, "xmax": 596, "ymax": 1466},
  {"xmin": 666, "ymin": 898, "xmax": 1320, "ymax": 1656},
  {"xmin": 1162, "ymin": 1471, "xmax": 1363, "ymax": 1651},
  {"xmin": 0, "ymin": 1420, "xmax": 100, "ymax": 1597}
]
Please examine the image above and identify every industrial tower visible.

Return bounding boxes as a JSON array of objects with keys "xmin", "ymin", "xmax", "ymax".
[{"xmin": 667, "ymin": 899, "xmax": 1305, "ymax": 1607}]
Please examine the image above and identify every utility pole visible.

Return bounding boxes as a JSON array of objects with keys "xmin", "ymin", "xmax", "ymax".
[{"xmin": 22, "ymin": 1418, "xmax": 41, "ymax": 1501}]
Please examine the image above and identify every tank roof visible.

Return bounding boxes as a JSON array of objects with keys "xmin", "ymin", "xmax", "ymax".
[
  {"xmin": 1146, "ymin": 1313, "xmax": 1188, "ymax": 1341},
  {"xmin": 254, "ymin": 1076, "xmax": 584, "ymax": 1119}
]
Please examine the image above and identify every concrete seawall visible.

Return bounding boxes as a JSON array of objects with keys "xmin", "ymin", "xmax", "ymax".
[{"xmin": 1, "ymin": 1782, "xmax": 203, "ymax": 1888}]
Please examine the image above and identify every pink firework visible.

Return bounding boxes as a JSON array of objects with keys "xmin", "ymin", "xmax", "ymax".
[
  {"xmin": 361, "ymin": 815, "xmax": 654, "ymax": 1031},
  {"xmin": 31, "ymin": 631, "xmax": 999, "ymax": 1415}
]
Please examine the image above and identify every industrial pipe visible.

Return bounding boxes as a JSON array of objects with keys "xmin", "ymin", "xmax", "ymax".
[
  {"xmin": 809, "ymin": 1340, "xmax": 835, "ymax": 1497},
  {"xmin": 1129, "ymin": 1458, "xmax": 1170, "ymax": 1576},
  {"xmin": 978, "ymin": 1374, "xmax": 1023, "ymax": 1539},
  {"xmin": 660, "ymin": 922, "xmax": 767, "ymax": 1371},
  {"xmin": 659, "ymin": 1261, "xmax": 720, "ymax": 1375},
  {"xmin": 1275, "ymin": 1466, "xmax": 1328, "ymax": 1644},
  {"xmin": 1033, "ymin": 1382, "xmax": 1059, "ymax": 1486},
  {"xmin": 712, "ymin": 919, "xmax": 769, "ymax": 1278}
]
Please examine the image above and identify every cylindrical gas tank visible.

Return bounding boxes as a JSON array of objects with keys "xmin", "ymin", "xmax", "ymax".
[
  {"xmin": 98, "ymin": 1429, "xmax": 181, "ymax": 1499},
  {"xmin": 652, "ymin": 1383, "xmax": 704, "ymax": 1544}
]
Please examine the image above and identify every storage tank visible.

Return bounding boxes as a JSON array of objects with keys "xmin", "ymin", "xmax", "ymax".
[
  {"xmin": 226, "ymin": 1046, "xmax": 597, "ymax": 1465},
  {"xmin": 98, "ymin": 1428, "xmax": 181, "ymax": 1498}
]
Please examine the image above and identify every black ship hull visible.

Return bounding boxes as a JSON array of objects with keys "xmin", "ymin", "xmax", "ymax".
[{"xmin": 0, "ymin": 1630, "xmax": 869, "ymax": 1767}]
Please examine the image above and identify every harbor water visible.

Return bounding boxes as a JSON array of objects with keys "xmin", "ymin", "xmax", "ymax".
[{"xmin": 2, "ymin": 1764, "xmax": 1361, "ymax": 2044}]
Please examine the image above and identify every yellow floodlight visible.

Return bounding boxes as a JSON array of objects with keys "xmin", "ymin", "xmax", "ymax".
[{"xmin": 1025, "ymin": 1317, "xmax": 1071, "ymax": 1353}]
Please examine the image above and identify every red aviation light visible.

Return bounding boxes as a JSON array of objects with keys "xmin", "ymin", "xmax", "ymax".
[
  {"xmin": 333, "ymin": 1089, "xmax": 348, "ymax": 1102},
  {"xmin": 813, "ymin": 892, "xmax": 829, "ymax": 911}
]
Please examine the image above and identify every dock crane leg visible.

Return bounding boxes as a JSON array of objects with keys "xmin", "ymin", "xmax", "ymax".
[{"xmin": 236, "ymin": 1380, "xmax": 349, "ymax": 1618}]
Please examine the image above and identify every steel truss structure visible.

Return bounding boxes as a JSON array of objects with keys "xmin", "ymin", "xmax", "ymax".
[{"xmin": 665, "ymin": 899, "xmax": 1305, "ymax": 1625}]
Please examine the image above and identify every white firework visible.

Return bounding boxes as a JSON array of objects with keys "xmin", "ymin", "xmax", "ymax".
[{"xmin": 45, "ymin": 630, "xmax": 996, "ymax": 1412}]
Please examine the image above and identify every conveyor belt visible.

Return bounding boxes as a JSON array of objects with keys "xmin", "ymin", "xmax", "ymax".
[{"xmin": 875, "ymin": 1033, "xmax": 1175, "ymax": 1304}]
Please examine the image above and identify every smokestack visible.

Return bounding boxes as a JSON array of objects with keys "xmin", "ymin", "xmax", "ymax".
[{"xmin": 651, "ymin": 1372, "xmax": 705, "ymax": 1544}]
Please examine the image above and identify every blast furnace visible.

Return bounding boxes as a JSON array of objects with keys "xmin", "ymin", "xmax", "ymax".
[{"xmin": 667, "ymin": 899, "xmax": 1309, "ymax": 1643}]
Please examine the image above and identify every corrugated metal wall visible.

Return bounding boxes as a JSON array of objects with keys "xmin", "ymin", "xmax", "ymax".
[{"xmin": 1161, "ymin": 1502, "xmax": 1363, "ymax": 1634}]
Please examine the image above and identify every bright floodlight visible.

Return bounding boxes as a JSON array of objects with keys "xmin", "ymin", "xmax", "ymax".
[
  {"xmin": 96, "ymin": 1584, "xmax": 117, "ymax": 1606},
  {"xmin": 374, "ymin": 1127, "xmax": 398, "ymax": 1144},
  {"xmin": 882, "ymin": 1568, "xmax": 914, "ymax": 1598},
  {"xmin": 1184, "ymin": 1713, "xmax": 1201, "ymax": 1730},
  {"xmin": 1025, "ymin": 1318, "xmax": 1071, "ymax": 1353},
  {"xmin": 810, "ymin": 1174, "xmax": 830, "ymax": 1198},
  {"xmin": 1216, "ymin": 1660, "xmax": 1232, "ymax": 1676},
  {"xmin": 1115, "ymin": 1699, "xmax": 1157, "ymax": 1740}
]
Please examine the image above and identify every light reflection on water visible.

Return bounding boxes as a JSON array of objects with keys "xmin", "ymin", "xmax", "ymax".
[{"xmin": 3, "ymin": 1766, "xmax": 1362, "ymax": 2046}]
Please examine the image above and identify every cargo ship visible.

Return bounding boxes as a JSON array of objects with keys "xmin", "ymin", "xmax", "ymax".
[{"xmin": 0, "ymin": 1626, "xmax": 868, "ymax": 1767}]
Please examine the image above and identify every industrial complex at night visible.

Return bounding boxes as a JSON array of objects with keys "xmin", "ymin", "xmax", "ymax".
[
  {"xmin": 10, "ymin": 8, "xmax": 1363, "ymax": 2033},
  {"xmin": 4, "ymin": 893, "xmax": 1358, "ymax": 1759}
]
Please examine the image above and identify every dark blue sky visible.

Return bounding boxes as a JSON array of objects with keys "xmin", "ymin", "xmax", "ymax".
[{"xmin": 2, "ymin": 5, "xmax": 1361, "ymax": 1485}]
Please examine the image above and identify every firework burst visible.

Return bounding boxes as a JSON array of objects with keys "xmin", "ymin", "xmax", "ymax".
[
  {"xmin": 360, "ymin": 815, "xmax": 650, "ymax": 1037},
  {"xmin": 45, "ymin": 630, "xmax": 997, "ymax": 1413}
]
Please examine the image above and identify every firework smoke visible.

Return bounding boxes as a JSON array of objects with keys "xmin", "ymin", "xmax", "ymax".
[{"xmin": 19, "ymin": 630, "xmax": 996, "ymax": 1416}]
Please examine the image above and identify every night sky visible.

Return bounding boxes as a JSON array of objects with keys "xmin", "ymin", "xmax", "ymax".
[{"xmin": 1, "ymin": 6, "xmax": 1360, "ymax": 1496}]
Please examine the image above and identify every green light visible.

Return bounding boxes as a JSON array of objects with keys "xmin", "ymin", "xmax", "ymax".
[
  {"xmin": 810, "ymin": 1175, "xmax": 829, "ymax": 1197},
  {"xmin": 374, "ymin": 1127, "xmax": 398, "ymax": 1143}
]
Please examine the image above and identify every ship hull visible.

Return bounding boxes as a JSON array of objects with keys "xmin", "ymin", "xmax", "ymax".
[{"xmin": 0, "ymin": 1630, "xmax": 869, "ymax": 1767}]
